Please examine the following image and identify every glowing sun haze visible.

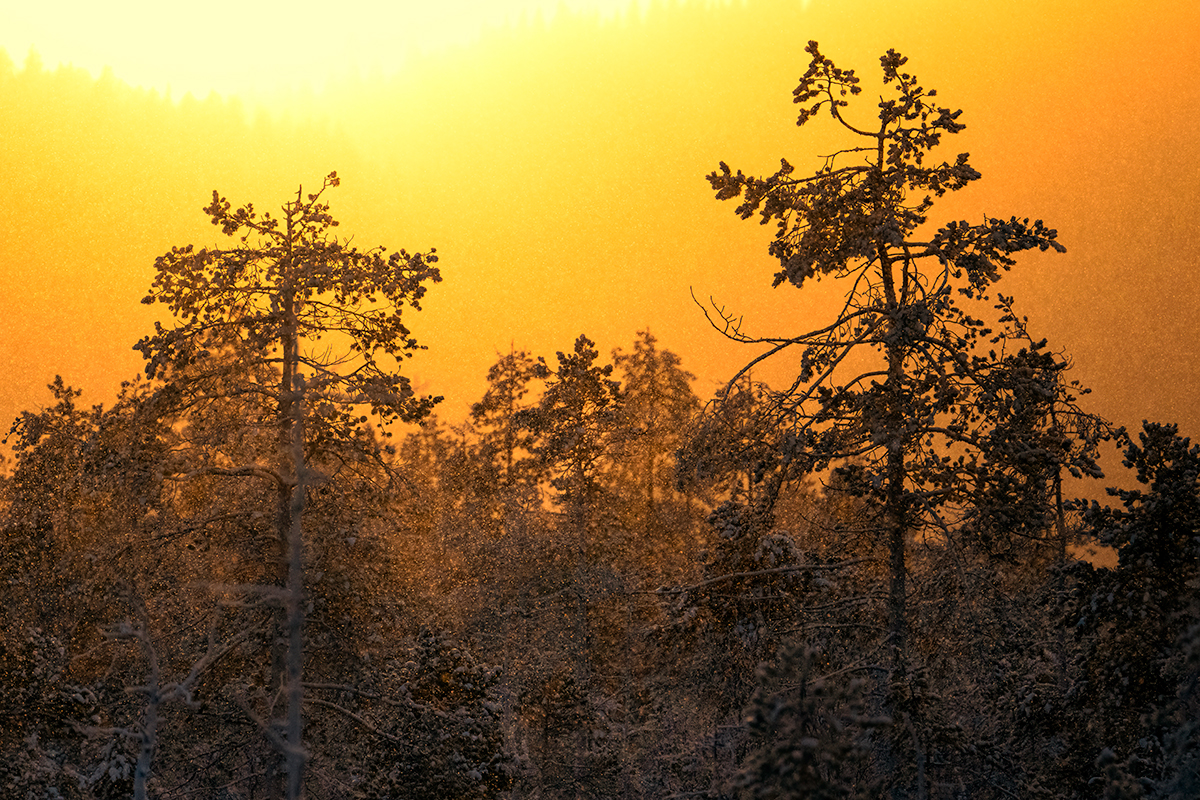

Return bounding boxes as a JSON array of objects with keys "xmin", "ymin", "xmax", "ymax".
[{"xmin": 1, "ymin": 0, "xmax": 653, "ymax": 98}]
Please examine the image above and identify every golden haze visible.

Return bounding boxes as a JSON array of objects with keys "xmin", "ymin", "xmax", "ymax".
[
  {"xmin": 0, "ymin": 0, "xmax": 650, "ymax": 98},
  {"xmin": 1, "ymin": 0, "xmax": 1197, "ymax": 470}
]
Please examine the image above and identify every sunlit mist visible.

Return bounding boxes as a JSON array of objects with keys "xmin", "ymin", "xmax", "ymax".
[{"xmin": 1, "ymin": 0, "xmax": 661, "ymax": 99}]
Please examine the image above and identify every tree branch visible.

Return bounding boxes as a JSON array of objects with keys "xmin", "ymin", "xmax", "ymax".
[{"xmin": 655, "ymin": 557, "xmax": 873, "ymax": 595}]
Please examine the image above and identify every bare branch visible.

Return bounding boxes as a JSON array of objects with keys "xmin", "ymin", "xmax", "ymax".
[{"xmin": 655, "ymin": 557, "xmax": 873, "ymax": 595}]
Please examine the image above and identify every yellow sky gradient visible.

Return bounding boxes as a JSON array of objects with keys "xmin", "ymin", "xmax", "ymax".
[
  {"xmin": 0, "ymin": 0, "xmax": 657, "ymax": 98},
  {"xmin": 2, "ymin": 0, "xmax": 1198, "ymax": 480}
]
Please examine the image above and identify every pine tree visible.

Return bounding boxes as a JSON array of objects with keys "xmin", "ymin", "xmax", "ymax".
[
  {"xmin": 702, "ymin": 40, "xmax": 1071, "ymax": 670},
  {"xmin": 608, "ymin": 329, "xmax": 699, "ymax": 534},
  {"xmin": 1068, "ymin": 423, "xmax": 1200, "ymax": 796},
  {"xmin": 470, "ymin": 345, "xmax": 550, "ymax": 505},
  {"xmin": 517, "ymin": 334, "xmax": 622, "ymax": 798},
  {"xmin": 134, "ymin": 172, "xmax": 440, "ymax": 798},
  {"xmin": 697, "ymin": 42, "xmax": 1100, "ymax": 796}
]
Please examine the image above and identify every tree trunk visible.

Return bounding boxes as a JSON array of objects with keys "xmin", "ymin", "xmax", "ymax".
[
  {"xmin": 885, "ymin": 431, "xmax": 908, "ymax": 666},
  {"xmin": 879, "ymin": 220, "xmax": 914, "ymax": 798},
  {"xmin": 275, "ymin": 227, "xmax": 306, "ymax": 798},
  {"xmin": 132, "ymin": 605, "xmax": 159, "ymax": 800},
  {"xmin": 285, "ymin": 391, "xmax": 307, "ymax": 800},
  {"xmin": 877, "ymin": 233, "xmax": 909, "ymax": 669},
  {"xmin": 570, "ymin": 475, "xmax": 591, "ymax": 800}
]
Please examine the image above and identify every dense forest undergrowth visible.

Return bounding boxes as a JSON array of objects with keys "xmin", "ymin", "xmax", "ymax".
[{"xmin": 2, "ymin": 44, "xmax": 1197, "ymax": 800}]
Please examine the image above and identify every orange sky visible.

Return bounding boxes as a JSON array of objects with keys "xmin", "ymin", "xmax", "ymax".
[{"xmin": 2, "ymin": 0, "xmax": 1198, "ymax": 479}]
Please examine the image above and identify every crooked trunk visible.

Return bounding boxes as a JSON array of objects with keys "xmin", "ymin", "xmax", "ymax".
[
  {"xmin": 879, "ymin": 236, "xmax": 919, "ymax": 799},
  {"xmin": 877, "ymin": 239, "xmax": 910, "ymax": 669}
]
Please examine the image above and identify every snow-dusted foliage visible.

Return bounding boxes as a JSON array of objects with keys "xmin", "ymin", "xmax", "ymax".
[
  {"xmin": 355, "ymin": 628, "xmax": 513, "ymax": 800},
  {"xmin": 735, "ymin": 644, "xmax": 887, "ymax": 800}
]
